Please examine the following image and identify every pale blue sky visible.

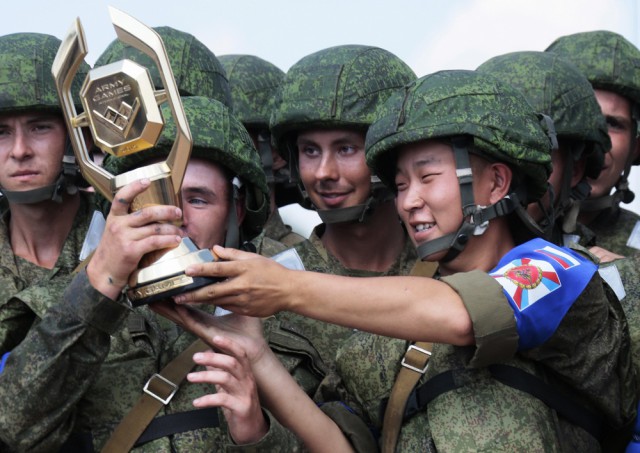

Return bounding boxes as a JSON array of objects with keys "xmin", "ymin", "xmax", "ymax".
[{"xmin": 6, "ymin": 0, "xmax": 639, "ymax": 73}]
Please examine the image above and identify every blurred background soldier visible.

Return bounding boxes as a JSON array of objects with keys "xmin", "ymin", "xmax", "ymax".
[
  {"xmin": 546, "ymin": 32, "xmax": 640, "ymax": 420},
  {"xmin": 219, "ymin": 54, "xmax": 305, "ymax": 255},
  {"xmin": 477, "ymin": 50, "xmax": 611, "ymax": 248}
]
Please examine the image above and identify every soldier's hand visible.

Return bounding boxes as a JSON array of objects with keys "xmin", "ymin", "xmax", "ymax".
[
  {"xmin": 152, "ymin": 300, "xmax": 271, "ymax": 443},
  {"xmin": 589, "ymin": 245, "xmax": 624, "ymax": 263},
  {"xmin": 188, "ymin": 335, "xmax": 268, "ymax": 445},
  {"xmin": 172, "ymin": 246, "xmax": 295, "ymax": 317},
  {"xmin": 151, "ymin": 302, "xmax": 268, "ymax": 363},
  {"xmin": 87, "ymin": 179, "xmax": 184, "ymax": 300}
]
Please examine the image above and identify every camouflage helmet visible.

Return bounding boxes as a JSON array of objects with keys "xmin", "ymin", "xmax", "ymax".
[
  {"xmin": 101, "ymin": 96, "xmax": 269, "ymax": 241},
  {"xmin": 477, "ymin": 51, "xmax": 612, "ymax": 238},
  {"xmin": 366, "ymin": 70, "xmax": 552, "ymax": 204},
  {"xmin": 95, "ymin": 26, "xmax": 232, "ymax": 107},
  {"xmin": 546, "ymin": 30, "xmax": 640, "ymax": 207},
  {"xmin": 546, "ymin": 31, "xmax": 640, "ymax": 109},
  {"xmin": 0, "ymin": 32, "xmax": 89, "ymax": 113},
  {"xmin": 0, "ymin": 32, "xmax": 90, "ymax": 204},
  {"xmin": 477, "ymin": 51, "xmax": 610, "ymax": 180},
  {"xmin": 270, "ymin": 45, "xmax": 416, "ymax": 222},
  {"xmin": 366, "ymin": 70, "xmax": 553, "ymax": 261},
  {"xmin": 270, "ymin": 44, "xmax": 416, "ymax": 151},
  {"xmin": 219, "ymin": 54, "xmax": 287, "ymax": 189},
  {"xmin": 219, "ymin": 54, "xmax": 284, "ymax": 128}
]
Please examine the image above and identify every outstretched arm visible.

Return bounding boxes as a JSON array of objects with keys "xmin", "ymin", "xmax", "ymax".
[{"xmin": 172, "ymin": 246, "xmax": 474, "ymax": 345}]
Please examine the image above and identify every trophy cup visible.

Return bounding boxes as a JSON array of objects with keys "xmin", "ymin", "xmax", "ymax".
[{"xmin": 52, "ymin": 7, "xmax": 218, "ymax": 306}]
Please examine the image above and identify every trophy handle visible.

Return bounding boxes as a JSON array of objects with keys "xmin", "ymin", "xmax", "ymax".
[
  {"xmin": 52, "ymin": 18, "xmax": 114, "ymax": 200},
  {"xmin": 109, "ymin": 6, "xmax": 192, "ymax": 202}
]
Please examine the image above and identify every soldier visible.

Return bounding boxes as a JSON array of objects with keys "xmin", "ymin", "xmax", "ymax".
[
  {"xmin": 0, "ymin": 96, "xmax": 307, "ymax": 451},
  {"xmin": 218, "ymin": 54, "xmax": 304, "ymax": 256},
  {"xmin": 477, "ymin": 50, "xmax": 610, "ymax": 247},
  {"xmin": 266, "ymin": 44, "xmax": 419, "ymax": 370},
  {"xmin": 546, "ymin": 29, "xmax": 640, "ymax": 452},
  {"xmin": 167, "ymin": 70, "xmax": 636, "ymax": 451},
  {"xmin": 0, "ymin": 30, "xmax": 92, "ymax": 440},
  {"xmin": 545, "ymin": 31, "xmax": 640, "ymax": 253}
]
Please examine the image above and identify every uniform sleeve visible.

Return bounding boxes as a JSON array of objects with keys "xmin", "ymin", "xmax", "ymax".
[
  {"xmin": 225, "ymin": 408, "xmax": 306, "ymax": 452},
  {"xmin": 440, "ymin": 270, "xmax": 518, "ymax": 368},
  {"xmin": 523, "ymin": 274, "xmax": 638, "ymax": 430},
  {"xmin": 0, "ymin": 297, "xmax": 36, "ymax": 356},
  {"xmin": 320, "ymin": 401, "xmax": 379, "ymax": 453},
  {"xmin": 0, "ymin": 269, "xmax": 131, "ymax": 452}
]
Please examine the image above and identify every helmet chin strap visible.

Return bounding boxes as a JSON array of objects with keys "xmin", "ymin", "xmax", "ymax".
[
  {"xmin": 2, "ymin": 137, "xmax": 80, "ymax": 205},
  {"xmin": 580, "ymin": 114, "xmax": 638, "ymax": 213},
  {"xmin": 415, "ymin": 137, "xmax": 520, "ymax": 263},
  {"xmin": 224, "ymin": 177, "xmax": 243, "ymax": 249},
  {"xmin": 316, "ymin": 175, "xmax": 394, "ymax": 224},
  {"xmin": 257, "ymin": 132, "xmax": 274, "ymax": 185}
]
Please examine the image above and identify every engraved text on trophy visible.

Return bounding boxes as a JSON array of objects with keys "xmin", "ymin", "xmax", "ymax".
[{"xmin": 80, "ymin": 59, "xmax": 163, "ymax": 157}]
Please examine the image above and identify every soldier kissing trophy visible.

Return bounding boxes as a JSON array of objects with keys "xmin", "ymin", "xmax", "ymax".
[{"xmin": 52, "ymin": 7, "xmax": 218, "ymax": 306}]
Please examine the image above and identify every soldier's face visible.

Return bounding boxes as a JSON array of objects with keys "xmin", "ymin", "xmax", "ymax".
[
  {"xmin": 395, "ymin": 141, "xmax": 465, "ymax": 262},
  {"xmin": 590, "ymin": 89, "xmax": 640, "ymax": 198},
  {"xmin": 527, "ymin": 147, "xmax": 585, "ymax": 222},
  {"xmin": 297, "ymin": 128, "xmax": 370, "ymax": 211},
  {"xmin": 180, "ymin": 158, "xmax": 244, "ymax": 249},
  {"xmin": 0, "ymin": 111, "xmax": 67, "ymax": 193}
]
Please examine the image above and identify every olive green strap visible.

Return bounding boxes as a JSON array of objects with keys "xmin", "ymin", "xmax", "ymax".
[
  {"xmin": 381, "ymin": 260, "xmax": 437, "ymax": 453},
  {"xmin": 381, "ymin": 341, "xmax": 433, "ymax": 453},
  {"xmin": 101, "ymin": 339, "xmax": 209, "ymax": 453}
]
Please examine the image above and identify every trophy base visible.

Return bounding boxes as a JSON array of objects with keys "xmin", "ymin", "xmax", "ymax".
[
  {"xmin": 126, "ymin": 237, "xmax": 221, "ymax": 307},
  {"xmin": 128, "ymin": 275, "xmax": 219, "ymax": 306}
]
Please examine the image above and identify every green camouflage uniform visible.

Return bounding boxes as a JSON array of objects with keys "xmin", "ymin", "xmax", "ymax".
[
  {"xmin": 0, "ymin": 268, "xmax": 305, "ymax": 452},
  {"xmin": 0, "ymin": 192, "xmax": 93, "ymax": 353},
  {"xmin": 589, "ymin": 207, "xmax": 640, "ymax": 383},
  {"xmin": 335, "ymin": 266, "xmax": 634, "ymax": 451},
  {"xmin": 257, "ymin": 46, "xmax": 420, "ymax": 451},
  {"xmin": 547, "ymin": 31, "xmax": 640, "ymax": 396},
  {"xmin": 0, "ymin": 94, "xmax": 301, "ymax": 451},
  {"xmin": 276, "ymin": 226, "xmax": 417, "ymax": 373},
  {"xmin": 320, "ymin": 70, "xmax": 637, "ymax": 451},
  {"xmin": 251, "ymin": 209, "xmax": 305, "ymax": 257},
  {"xmin": 266, "ymin": 44, "xmax": 418, "ymax": 377}
]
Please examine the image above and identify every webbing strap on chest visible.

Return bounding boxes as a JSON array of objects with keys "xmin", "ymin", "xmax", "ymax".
[
  {"xmin": 399, "ymin": 364, "xmax": 604, "ymax": 443},
  {"xmin": 381, "ymin": 260, "xmax": 437, "ymax": 453},
  {"xmin": 100, "ymin": 338, "xmax": 210, "ymax": 453},
  {"xmin": 61, "ymin": 408, "xmax": 220, "ymax": 452}
]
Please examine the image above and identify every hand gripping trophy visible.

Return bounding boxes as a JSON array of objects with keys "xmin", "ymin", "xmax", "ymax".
[{"xmin": 52, "ymin": 7, "xmax": 218, "ymax": 306}]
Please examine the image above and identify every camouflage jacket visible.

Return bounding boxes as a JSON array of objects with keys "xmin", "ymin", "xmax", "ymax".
[
  {"xmin": 0, "ymin": 267, "xmax": 307, "ymax": 453},
  {"xmin": 0, "ymin": 192, "xmax": 92, "ymax": 354},
  {"xmin": 589, "ymin": 207, "xmax": 640, "ymax": 398},
  {"xmin": 332, "ymin": 248, "xmax": 636, "ymax": 451},
  {"xmin": 276, "ymin": 225, "xmax": 418, "ymax": 370},
  {"xmin": 251, "ymin": 209, "xmax": 305, "ymax": 258},
  {"xmin": 0, "ymin": 195, "xmax": 309, "ymax": 452}
]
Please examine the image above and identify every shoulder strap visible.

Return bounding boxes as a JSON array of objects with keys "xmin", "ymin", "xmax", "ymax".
[
  {"xmin": 381, "ymin": 260, "xmax": 437, "ymax": 453},
  {"xmin": 100, "ymin": 338, "xmax": 209, "ymax": 453},
  {"xmin": 381, "ymin": 341, "xmax": 433, "ymax": 453}
]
